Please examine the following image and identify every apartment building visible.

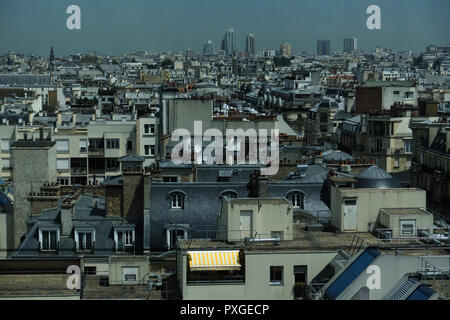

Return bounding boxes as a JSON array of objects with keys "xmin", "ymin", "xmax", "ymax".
[
  {"xmin": 411, "ymin": 121, "xmax": 450, "ymax": 217},
  {"xmin": 0, "ymin": 117, "xmax": 159, "ymax": 185}
]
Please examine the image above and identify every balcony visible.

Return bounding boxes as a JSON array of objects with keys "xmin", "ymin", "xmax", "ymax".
[
  {"xmin": 88, "ymin": 148, "xmax": 104, "ymax": 157},
  {"xmin": 75, "ymin": 241, "xmax": 95, "ymax": 254},
  {"xmin": 114, "ymin": 241, "xmax": 135, "ymax": 254},
  {"xmin": 71, "ymin": 167, "xmax": 87, "ymax": 175},
  {"xmin": 38, "ymin": 241, "xmax": 60, "ymax": 254},
  {"xmin": 186, "ymin": 273, "xmax": 245, "ymax": 285}
]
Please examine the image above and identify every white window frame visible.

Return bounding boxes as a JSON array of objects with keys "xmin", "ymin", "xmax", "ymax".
[
  {"xmin": 75, "ymin": 229, "xmax": 95, "ymax": 250},
  {"xmin": 290, "ymin": 192, "xmax": 304, "ymax": 209},
  {"xmin": 2, "ymin": 158, "xmax": 11, "ymax": 170},
  {"xmin": 39, "ymin": 228, "xmax": 60, "ymax": 251},
  {"xmin": 171, "ymin": 193, "xmax": 184, "ymax": 209},
  {"xmin": 80, "ymin": 139, "xmax": 87, "ymax": 152},
  {"xmin": 114, "ymin": 228, "xmax": 135, "ymax": 247}
]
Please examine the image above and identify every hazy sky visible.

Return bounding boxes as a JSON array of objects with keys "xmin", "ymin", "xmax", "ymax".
[{"xmin": 1, "ymin": 0, "xmax": 449, "ymax": 56}]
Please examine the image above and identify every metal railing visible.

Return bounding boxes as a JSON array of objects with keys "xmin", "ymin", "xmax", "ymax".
[
  {"xmin": 186, "ymin": 275, "xmax": 245, "ymax": 285},
  {"xmin": 114, "ymin": 241, "xmax": 135, "ymax": 254}
]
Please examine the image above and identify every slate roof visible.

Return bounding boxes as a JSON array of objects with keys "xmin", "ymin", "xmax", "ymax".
[
  {"xmin": 146, "ymin": 164, "xmax": 331, "ymax": 250},
  {"xmin": 11, "ymin": 194, "xmax": 137, "ymax": 258}
]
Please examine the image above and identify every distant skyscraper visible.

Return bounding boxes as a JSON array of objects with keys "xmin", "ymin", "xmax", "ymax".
[
  {"xmin": 50, "ymin": 46, "xmax": 55, "ymax": 62},
  {"xmin": 317, "ymin": 40, "xmax": 330, "ymax": 56},
  {"xmin": 221, "ymin": 28, "xmax": 235, "ymax": 56},
  {"xmin": 279, "ymin": 43, "xmax": 291, "ymax": 57},
  {"xmin": 245, "ymin": 34, "xmax": 256, "ymax": 57},
  {"xmin": 203, "ymin": 40, "xmax": 214, "ymax": 55},
  {"xmin": 344, "ymin": 38, "xmax": 357, "ymax": 54}
]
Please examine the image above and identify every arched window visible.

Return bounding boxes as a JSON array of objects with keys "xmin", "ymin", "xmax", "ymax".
[
  {"xmin": 221, "ymin": 190, "xmax": 238, "ymax": 199},
  {"xmin": 286, "ymin": 190, "xmax": 305, "ymax": 209},
  {"xmin": 168, "ymin": 190, "xmax": 187, "ymax": 209}
]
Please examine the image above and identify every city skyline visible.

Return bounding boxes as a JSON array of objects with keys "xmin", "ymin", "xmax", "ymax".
[{"xmin": 1, "ymin": 0, "xmax": 449, "ymax": 57}]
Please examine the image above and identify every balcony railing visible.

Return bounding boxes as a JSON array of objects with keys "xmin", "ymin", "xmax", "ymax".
[
  {"xmin": 114, "ymin": 241, "xmax": 135, "ymax": 254},
  {"xmin": 187, "ymin": 275, "xmax": 245, "ymax": 285},
  {"xmin": 38, "ymin": 241, "xmax": 60, "ymax": 254},
  {"xmin": 75, "ymin": 241, "xmax": 95, "ymax": 254},
  {"xmin": 71, "ymin": 167, "xmax": 87, "ymax": 175}
]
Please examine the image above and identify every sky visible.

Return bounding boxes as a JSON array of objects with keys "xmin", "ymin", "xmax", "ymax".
[{"xmin": 0, "ymin": 0, "xmax": 449, "ymax": 57}]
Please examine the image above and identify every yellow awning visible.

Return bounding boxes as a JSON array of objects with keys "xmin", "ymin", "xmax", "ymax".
[{"xmin": 188, "ymin": 250, "xmax": 241, "ymax": 271}]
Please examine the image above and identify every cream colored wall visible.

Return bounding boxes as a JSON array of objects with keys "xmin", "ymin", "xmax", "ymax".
[
  {"xmin": 108, "ymin": 258, "xmax": 149, "ymax": 285},
  {"xmin": 380, "ymin": 212, "xmax": 434, "ymax": 238},
  {"xmin": 223, "ymin": 199, "xmax": 293, "ymax": 241},
  {"xmin": 331, "ymin": 186, "xmax": 427, "ymax": 232},
  {"xmin": 0, "ymin": 212, "xmax": 13, "ymax": 259},
  {"xmin": 181, "ymin": 251, "xmax": 337, "ymax": 300}
]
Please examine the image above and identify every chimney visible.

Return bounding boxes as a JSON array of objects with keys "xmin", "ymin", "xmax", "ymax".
[
  {"xmin": 56, "ymin": 112, "xmax": 62, "ymax": 127},
  {"xmin": 61, "ymin": 199, "xmax": 74, "ymax": 236},
  {"xmin": 29, "ymin": 112, "xmax": 34, "ymax": 124},
  {"xmin": 257, "ymin": 174, "xmax": 268, "ymax": 198},
  {"xmin": 72, "ymin": 113, "xmax": 77, "ymax": 125}
]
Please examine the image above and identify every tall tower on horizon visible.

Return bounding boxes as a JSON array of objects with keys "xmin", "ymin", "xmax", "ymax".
[
  {"xmin": 245, "ymin": 34, "xmax": 256, "ymax": 57},
  {"xmin": 221, "ymin": 28, "xmax": 235, "ymax": 56},
  {"xmin": 344, "ymin": 38, "xmax": 357, "ymax": 54},
  {"xmin": 317, "ymin": 40, "xmax": 331, "ymax": 56},
  {"xmin": 50, "ymin": 46, "xmax": 54, "ymax": 62}
]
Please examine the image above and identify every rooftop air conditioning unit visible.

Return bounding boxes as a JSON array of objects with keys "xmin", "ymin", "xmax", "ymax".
[{"xmin": 340, "ymin": 164, "xmax": 351, "ymax": 173}]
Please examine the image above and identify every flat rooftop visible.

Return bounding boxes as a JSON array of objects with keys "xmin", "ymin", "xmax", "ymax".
[
  {"xmin": 178, "ymin": 227, "xmax": 437, "ymax": 252},
  {"xmin": 380, "ymin": 208, "xmax": 431, "ymax": 216}
]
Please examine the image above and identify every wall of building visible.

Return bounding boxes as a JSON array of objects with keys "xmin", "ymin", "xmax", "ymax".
[
  {"xmin": 0, "ymin": 212, "xmax": 13, "ymax": 259},
  {"xmin": 330, "ymin": 186, "xmax": 427, "ymax": 232},
  {"xmin": 108, "ymin": 256, "xmax": 149, "ymax": 285},
  {"xmin": 180, "ymin": 250, "xmax": 337, "ymax": 300},
  {"xmin": 219, "ymin": 198, "xmax": 293, "ymax": 241}
]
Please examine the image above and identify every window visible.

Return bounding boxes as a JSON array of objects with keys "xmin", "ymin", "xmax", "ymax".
[
  {"xmin": 404, "ymin": 139, "xmax": 412, "ymax": 153},
  {"xmin": 404, "ymin": 92, "xmax": 413, "ymax": 99},
  {"xmin": 106, "ymin": 139, "xmax": 120, "ymax": 149},
  {"xmin": 144, "ymin": 124, "xmax": 155, "ymax": 134},
  {"xmin": 58, "ymin": 178, "xmax": 69, "ymax": 185},
  {"xmin": 171, "ymin": 193, "xmax": 184, "ymax": 209},
  {"xmin": 40, "ymin": 229, "xmax": 59, "ymax": 251},
  {"xmin": 80, "ymin": 139, "xmax": 87, "ymax": 152},
  {"xmin": 394, "ymin": 157, "xmax": 399, "ymax": 168},
  {"xmin": 270, "ymin": 266, "xmax": 283, "ymax": 285},
  {"xmin": 126, "ymin": 140, "xmax": 133, "ymax": 151},
  {"xmin": 393, "ymin": 91, "xmax": 400, "ymax": 95},
  {"xmin": 400, "ymin": 219, "xmax": 416, "ymax": 236},
  {"xmin": 163, "ymin": 176, "xmax": 179, "ymax": 182},
  {"xmin": 77, "ymin": 231, "xmax": 94, "ymax": 250},
  {"xmin": 144, "ymin": 145, "xmax": 155, "ymax": 156},
  {"xmin": 57, "ymin": 158, "xmax": 70, "ymax": 171},
  {"xmin": 1, "ymin": 139, "xmax": 10, "ymax": 151},
  {"xmin": 116, "ymin": 230, "xmax": 134, "ymax": 249},
  {"xmin": 320, "ymin": 112, "xmax": 328, "ymax": 123},
  {"xmin": 106, "ymin": 158, "xmax": 119, "ymax": 170},
  {"xmin": 84, "ymin": 266, "xmax": 97, "ymax": 275},
  {"xmin": 56, "ymin": 139, "xmax": 69, "ymax": 153},
  {"xmin": 222, "ymin": 191, "xmax": 238, "ymax": 199},
  {"xmin": 290, "ymin": 192, "xmax": 304, "ymax": 209},
  {"xmin": 2, "ymin": 158, "xmax": 11, "ymax": 170}
]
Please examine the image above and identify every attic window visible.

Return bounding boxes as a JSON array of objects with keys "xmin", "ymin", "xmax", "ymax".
[
  {"xmin": 287, "ymin": 191, "xmax": 304, "ymax": 209},
  {"xmin": 171, "ymin": 192, "xmax": 185, "ymax": 209}
]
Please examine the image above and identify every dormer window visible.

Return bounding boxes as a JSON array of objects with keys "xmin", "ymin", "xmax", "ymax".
[
  {"xmin": 287, "ymin": 191, "xmax": 305, "ymax": 209},
  {"xmin": 75, "ymin": 229, "xmax": 95, "ymax": 252},
  {"xmin": 114, "ymin": 228, "xmax": 135, "ymax": 253},
  {"xmin": 172, "ymin": 193, "xmax": 185, "ymax": 209},
  {"xmin": 220, "ymin": 190, "xmax": 238, "ymax": 199},
  {"xmin": 39, "ymin": 228, "xmax": 60, "ymax": 252}
]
